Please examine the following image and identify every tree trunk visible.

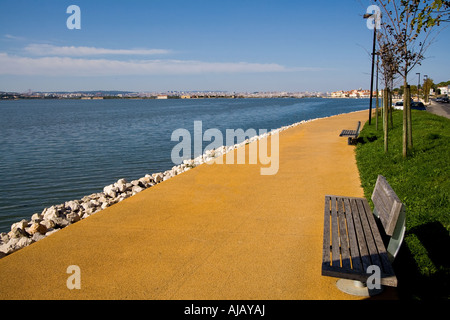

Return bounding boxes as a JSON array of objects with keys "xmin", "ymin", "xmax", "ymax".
[
  {"xmin": 389, "ymin": 90, "xmax": 393, "ymax": 129},
  {"xmin": 376, "ymin": 91, "xmax": 379, "ymax": 131},
  {"xmin": 403, "ymin": 80, "xmax": 408, "ymax": 158},
  {"xmin": 407, "ymin": 85, "xmax": 413, "ymax": 150}
]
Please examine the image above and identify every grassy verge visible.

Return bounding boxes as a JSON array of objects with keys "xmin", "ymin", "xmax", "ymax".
[{"xmin": 355, "ymin": 109, "xmax": 449, "ymax": 300}]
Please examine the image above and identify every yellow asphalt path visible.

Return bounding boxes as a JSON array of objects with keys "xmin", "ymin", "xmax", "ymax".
[{"xmin": 0, "ymin": 110, "xmax": 397, "ymax": 300}]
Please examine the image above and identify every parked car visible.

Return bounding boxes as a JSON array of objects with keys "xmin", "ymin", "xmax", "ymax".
[
  {"xmin": 436, "ymin": 97, "xmax": 449, "ymax": 103},
  {"xmin": 411, "ymin": 101, "xmax": 426, "ymax": 110},
  {"xmin": 393, "ymin": 101, "xmax": 404, "ymax": 109},
  {"xmin": 393, "ymin": 100, "xmax": 426, "ymax": 110}
]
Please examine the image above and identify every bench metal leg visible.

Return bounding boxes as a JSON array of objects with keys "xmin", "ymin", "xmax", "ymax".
[
  {"xmin": 336, "ymin": 279, "xmax": 384, "ymax": 297},
  {"xmin": 348, "ymin": 137, "xmax": 358, "ymax": 145}
]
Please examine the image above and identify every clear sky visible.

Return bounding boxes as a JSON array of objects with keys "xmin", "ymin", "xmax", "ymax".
[{"xmin": 0, "ymin": 0, "xmax": 449, "ymax": 93}]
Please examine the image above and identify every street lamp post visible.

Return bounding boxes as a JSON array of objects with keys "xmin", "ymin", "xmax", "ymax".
[
  {"xmin": 375, "ymin": 53, "xmax": 380, "ymax": 130},
  {"xmin": 424, "ymin": 74, "xmax": 428, "ymax": 103},
  {"xmin": 364, "ymin": 12, "xmax": 378, "ymax": 125},
  {"xmin": 416, "ymin": 72, "xmax": 421, "ymax": 101}
]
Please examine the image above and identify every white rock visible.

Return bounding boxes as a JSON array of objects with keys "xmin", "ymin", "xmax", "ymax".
[
  {"xmin": 116, "ymin": 178, "xmax": 128, "ymax": 192},
  {"xmin": 139, "ymin": 177, "xmax": 152, "ymax": 187},
  {"xmin": 52, "ymin": 216, "xmax": 70, "ymax": 228},
  {"xmin": 66, "ymin": 212, "xmax": 80, "ymax": 224},
  {"xmin": 101, "ymin": 202, "xmax": 110, "ymax": 210},
  {"xmin": 81, "ymin": 195, "xmax": 92, "ymax": 203},
  {"xmin": 65, "ymin": 200, "xmax": 80, "ymax": 212},
  {"xmin": 89, "ymin": 200, "xmax": 100, "ymax": 208},
  {"xmin": 31, "ymin": 213, "xmax": 43, "ymax": 222},
  {"xmin": 131, "ymin": 180, "xmax": 140, "ymax": 186},
  {"xmin": 11, "ymin": 219, "xmax": 29, "ymax": 232},
  {"xmin": 42, "ymin": 206, "xmax": 59, "ymax": 221},
  {"xmin": 116, "ymin": 178, "xmax": 127, "ymax": 185},
  {"xmin": 0, "ymin": 238, "xmax": 19, "ymax": 255},
  {"xmin": 8, "ymin": 227, "xmax": 26, "ymax": 239},
  {"xmin": 163, "ymin": 172, "xmax": 172, "ymax": 181},
  {"xmin": 183, "ymin": 159, "xmax": 195, "ymax": 167},
  {"xmin": 103, "ymin": 184, "xmax": 118, "ymax": 198},
  {"xmin": 16, "ymin": 237, "xmax": 32, "ymax": 249},
  {"xmin": 153, "ymin": 173, "xmax": 164, "ymax": 183},
  {"xmin": 125, "ymin": 182, "xmax": 133, "ymax": 190},
  {"xmin": 41, "ymin": 219, "xmax": 55, "ymax": 230},
  {"xmin": 132, "ymin": 185, "xmax": 144, "ymax": 195},
  {"xmin": 31, "ymin": 232, "xmax": 46, "ymax": 242},
  {"xmin": 0, "ymin": 232, "xmax": 9, "ymax": 243},
  {"xmin": 81, "ymin": 201, "xmax": 93, "ymax": 211},
  {"xmin": 27, "ymin": 222, "xmax": 48, "ymax": 235},
  {"xmin": 83, "ymin": 207, "xmax": 95, "ymax": 216}
]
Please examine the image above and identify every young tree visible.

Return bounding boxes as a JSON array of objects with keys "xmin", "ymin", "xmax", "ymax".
[
  {"xmin": 422, "ymin": 77, "xmax": 434, "ymax": 102},
  {"xmin": 377, "ymin": 32, "xmax": 400, "ymax": 152},
  {"xmin": 412, "ymin": 0, "xmax": 450, "ymax": 32},
  {"xmin": 374, "ymin": 0, "xmax": 446, "ymax": 158}
]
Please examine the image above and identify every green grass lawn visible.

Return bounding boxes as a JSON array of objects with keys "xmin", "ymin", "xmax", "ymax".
[{"xmin": 355, "ymin": 109, "xmax": 449, "ymax": 300}]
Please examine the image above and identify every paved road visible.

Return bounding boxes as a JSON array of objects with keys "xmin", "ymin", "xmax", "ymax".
[{"xmin": 427, "ymin": 101, "xmax": 450, "ymax": 119}]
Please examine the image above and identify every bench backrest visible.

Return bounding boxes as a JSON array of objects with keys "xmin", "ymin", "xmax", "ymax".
[
  {"xmin": 355, "ymin": 121, "xmax": 361, "ymax": 136},
  {"xmin": 371, "ymin": 175, "xmax": 406, "ymax": 261}
]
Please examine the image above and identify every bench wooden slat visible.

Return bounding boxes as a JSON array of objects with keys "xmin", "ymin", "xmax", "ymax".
[
  {"xmin": 331, "ymin": 196, "xmax": 341, "ymax": 268},
  {"xmin": 337, "ymin": 198, "xmax": 351, "ymax": 269},
  {"xmin": 372, "ymin": 181, "xmax": 394, "ymax": 219},
  {"xmin": 356, "ymin": 198, "xmax": 383, "ymax": 268},
  {"xmin": 349, "ymin": 198, "xmax": 371, "ymax": 272},
  {"xmin": 343, "ymin": 197, "xmax": 363, "ymax": 273},
  {"xmin": 340, "ymin": 129, "xmax": 357, "ymax": 136},
  {"xmin": 322, "ymin": 196, "xmax": 332, "ymax": 270}
]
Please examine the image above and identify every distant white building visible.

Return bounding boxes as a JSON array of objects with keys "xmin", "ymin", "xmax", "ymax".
[
  {"xmin": 438, "ymin": 86, "xmax": 449, "ymax": 95},
  {"xmin": 331, "ymin": 91, "xmax": 347, "ymax": 98},
  {"xmin": 156, "ymin": 95, "xmax": 168, "ymax": 99},
  {"xmin": 349, "ymin": 91, "xmax": 359, "ymax": 98}
]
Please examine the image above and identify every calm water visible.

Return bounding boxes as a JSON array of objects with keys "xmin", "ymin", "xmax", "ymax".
[{"xmin": 0, "ymin": 98, "xmax": 369, "ymax": 232}]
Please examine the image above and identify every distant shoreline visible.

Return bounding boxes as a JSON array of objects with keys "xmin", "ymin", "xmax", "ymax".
[{"xmin": 0, "ymin": 95, "xmax": 373, "ymax": 101}]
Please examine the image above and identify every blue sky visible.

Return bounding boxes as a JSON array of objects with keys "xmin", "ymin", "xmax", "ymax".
[{"xmin": 0, "ymin": 0, "xmax": 449, "ymax": 92}]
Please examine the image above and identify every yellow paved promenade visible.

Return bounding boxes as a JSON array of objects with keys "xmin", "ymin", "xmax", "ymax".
[{"xmin": 0, "ymin": 110, "xmax": 397, "ymax": 300}]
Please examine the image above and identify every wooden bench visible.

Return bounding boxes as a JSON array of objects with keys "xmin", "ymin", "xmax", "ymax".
[
  {"xmin": 322, "ymin": 175, "xmax": 406, "ymax": 296},
  {"xmin": 339, "ymin": 121, "xmax": 361, "ymax": 145}
]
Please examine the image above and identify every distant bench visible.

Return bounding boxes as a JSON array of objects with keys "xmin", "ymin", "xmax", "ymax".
[
  {"xmin": 321, "ymin": 175, "xmax": 406, "ymax": 296},
  {"xmin": 339, "ymin": 121, "xmax": 361, "ymax": 145}
]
